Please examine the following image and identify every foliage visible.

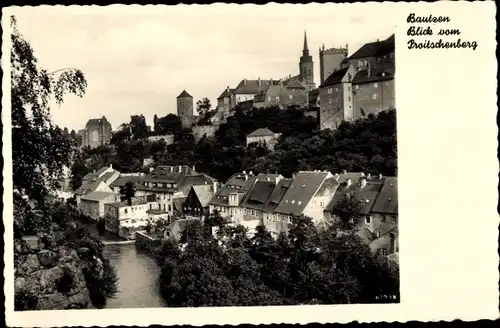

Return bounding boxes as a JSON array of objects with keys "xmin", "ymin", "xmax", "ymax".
[
  {"xmin": 196, "ymin": 97, "xmax": 212, "ymax": 124},
  {"xmin": 157, "ymin": 214, "xmax": 399, "ymax": 306},
  {"xmin": 14, "ymin": 289, "xmax": 39, "ymax": 311},
  {"xmin": 129, "ymin": 114, "xmax": 151, "ymax": 140},
  {"xmin": 11, "ymin": 16, "xmax": 87, "ymax": 202},
  {"xmin": 56, "ymin": 267, "xmax": 75, "ymax": 294},
  {"xmin": 119, "ymin": 181, "xmax": 136, "ymax": 204},
  {"xmin": 154, "ymin": 113, "xmax": 183, "ymax": 136},
  {"xmin": 331, "ymin": 195, "xmax": 364, "ymax": 230},
  {"xmin": 69, "ymin": 156, "xmax": 91, "ymax": 191}
]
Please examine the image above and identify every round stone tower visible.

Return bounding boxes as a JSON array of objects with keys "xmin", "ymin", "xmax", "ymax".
[{"xmin": 177, "ymin": 90, "xmax": 194, "ymax": 130}]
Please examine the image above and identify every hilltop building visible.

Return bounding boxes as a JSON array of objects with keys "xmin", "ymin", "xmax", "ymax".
[
  {"xmin": 82, "ymin": 116, "xmax": 112, "ymax": 148},
  {"xmin": 319, "ymin": 44, "xmax": 349, "ymax": 85},
  {"xmin": 318, "ymin": 34, "xmax": 395, "ymax": 130}
]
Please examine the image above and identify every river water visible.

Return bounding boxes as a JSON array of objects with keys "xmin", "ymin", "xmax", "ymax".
[{"xmin": 79, "ymin": 221, "xmax": 166, "ymax": 308}]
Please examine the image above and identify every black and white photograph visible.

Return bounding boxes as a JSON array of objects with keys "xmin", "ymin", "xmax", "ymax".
[{"xmin": 3, "ymin": 2, "xmax": 498, "ymax": 327}]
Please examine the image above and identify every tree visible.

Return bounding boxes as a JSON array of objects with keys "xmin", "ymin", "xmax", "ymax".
[
  {"xmin": 331, "ymin": 195, "xmax": 364, "ymax": 230},
  {"xmin": 119, "ymin": 181, "xmax": 136, "ymax": 205},
  {"xmin": 70, "ymin": 158, "xmax": 91, "ymax": 191},
  {"xmin": 129, "ymin": 114, "xmax": 151, "ymax": 140},
  {"xmin": 11, "ymin": 16, "xmax": 87, "ymax": 202},
  {"xmin": 155, "ymin": 114, "xmax": 183, "ymax": 136},
  {"xmin": 196, "ymin": 97, "xmax": 212, "ymax": 121}
]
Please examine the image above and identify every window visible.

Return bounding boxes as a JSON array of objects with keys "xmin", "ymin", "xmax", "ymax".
[
  {"xmin": 328, "ymin": 88, "xmax": 332, "ymax": 94},
  {"xmin": 335, "ymin": 87, "xmax": 339, "ymax": 92},
  {"xmin": 355, "ymin": 85, "xmax": 359, "ymax": 90},
  {"xmin": 373, "ymin": 83, "xmax": 378, "ymax": 88},
  {"xmin": 358, "ymin": 60, "xmax": 363, "ymax": 67},
  {"xmin": 380, "ymin": 215, "xmax": 386, "ymax": 222},
  {"xmin": 320, "ymin": 201, "xmax": 324, "ymax": 207},
  {"xmin": 329, "ymin": 98, "xmax": 333, "ymax": 104},
  {"xmin": 276, "ymin": 96, "xmax": 280, "ymax": 102},
  {"xmin": 380, "ymin": 248, "xmax": 387, "ymax": 256},
  {"xmin": 389, "ymin": 232, "xmax": 395, "ymax": 239},
  {"xmin": 365, "ymin": 216, "xmax": 371, "ymax": 224},
  {"xmin": 289, "ymin": 95, "xmax": 293, "ymax": 100},
  {"xmin": 348, "ymin": 86, "xmax": 351, "ymax": 91},
  {"xmin": 348, "ymin": 96, "xmax": 351, "ymax": 101},
  {"xmin": 376, "ymin": 230, "xmax": 381, "ymax": 238},
  {"xmin": 372, "ymin": 94, "xmax": 379, "ymax": 100},
  {"xmin": 124, "ymin": 209, "xmax": 128, "ymax": 214},
  {"xmin": 391, "ymin": 216, "xmax": 397, "ymax": 223},
  {"xmin": 267, "ymin": 96, "xmax": 271, "ymax": 102}
]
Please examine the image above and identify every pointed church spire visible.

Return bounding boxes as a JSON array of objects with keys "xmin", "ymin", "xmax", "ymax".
[{"xmin": 303, "ymin": 30, "xmax": 309, "ymax": 54}]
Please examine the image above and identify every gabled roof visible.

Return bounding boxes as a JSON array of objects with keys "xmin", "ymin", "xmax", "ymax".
[
  {"xmin": 191, "ymin": 185, "xmax": 215, "ymax": 208},
  {"xmin": 81, "ymin": 191, "xmax": 116, "ymax": 202},
  {"xmin": 109, "ymin": 175, "xmax": 144, "ymax": 188},
  {"xmin": 352, "ymin": 67, "xmax": 395, "ymax": 84},
  {"xmin": 285, "ymin": 78, "xmax": 306, "ymax": 89},
  {"xmin": 324, "ymin": 179, "xmax": 385, "ymax": 215},
  {"xmin": 218, "ymin": 88, "xmax": 234, "ymax": 99},
  {"xmin": 166, "ymin": 218, "xmax": 199, "ymax": 241},
  {"xmin": 264, "ymin": 178, "xmax": 293, "ymax": 213},
  {"xmin": 177, "ymin": 90, "xmax": 193, "ymax": 98},
  {"xmin": 348, "ymin": 34, "xmax": 395, "ymax": 60},
  {"xmin": 320, "ymin": 67, "xmax": 349, "ymax": 88},
  {"xmin": 233, "ymin": 79, "xmax": 280, "ymax": 95},
  {"xmin": 173, "ymin": 197, "xmax": 187, "ymax": 214},
  {"xmin": 247, "ymin": 128, "xmax": 276, "ymax": 138},
  {"xmin": 371, "ymin": 177, "xmax": 398, "ymax": 214},
  {"xmin": 242, "ymin": 179, "xmax": 278, "ymax": 211},
  {"xmin": 209, "ymin": 172, "xmax": 257, "ymax": 207},
  {"xmin": 274, "ymin": 171, "xmax": 331, "ymax": 216}
]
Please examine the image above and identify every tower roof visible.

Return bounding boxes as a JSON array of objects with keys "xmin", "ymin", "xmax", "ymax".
[
  {"xmin": 303, "ymin": 30, "xmax": 309, "ymax": 53},
  {"xmin": 177, "ymin": 90, "xmax": 193, "ymax": 98}
]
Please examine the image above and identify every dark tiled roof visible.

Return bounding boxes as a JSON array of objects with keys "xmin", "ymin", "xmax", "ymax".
[
  {"xmin": 86, "ymin": 117, "xmax": 111, "ymax": 128},
  {"xmin": 348, "ymin": 34, "xmax": 395, "ymax": 60},
  {"xmin": 274, "ymin": 171, "xmax": 330, "ymax": 216},
  {"xmin": 177, "ymin": 90, "xmax": 193, "ymax": 98},
  {"xmin": 173, "ymin": 197, "xmax": 187, "ymax": 213},
  {"xmin": 109, "ymin": 175, "xmax": 144, "ymax": 188},
  {"xmin": 320, "ymin": 67, "xmax": 349, "ymax": 88},
  {"xmin": 264, "ymin": 178, "xmax": 293, "ymax": 213},
  {"xmin": 324, "ymin": 179, "xmax": 385, "ymax": 215},
  {"xmin": 352, "ymin": 67, "xmax": 395, "ymax": 84},
  {"xmin": 243, "ymin": 180, "xmax": 277, "ymax": 211},
  {"xmin": 247, "ymin": 128, "xmax": 276, "ymax": 138},
  {"xmin": 285, "ymin": 78, "xmax": 305, "ymax": 89},
  {"xmin": 233, "ymin": 79, "xmax": 280, "ymax": 95},
  {"xmin": 166, "ymin": 218, "xmax": 199, "ymax": 241},
  {"xmin": 371, "ymin": 177, "xmax": 398, "ymax": 214},
  {"xmin": 95, "ymin": 166, "xmax": 111, "ymax": 177},
  {"xmin": 100, "ymin": 171, "xmax": 116, "ymax": 183},
  {"xmin": 209, "ymin": 173, "xmax": 257, "ymax": 207}
]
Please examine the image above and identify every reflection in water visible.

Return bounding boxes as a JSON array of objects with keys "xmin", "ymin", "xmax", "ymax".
[{"xmin": 102, "ymin": 244, "xmax": 166, "ymax": 309}]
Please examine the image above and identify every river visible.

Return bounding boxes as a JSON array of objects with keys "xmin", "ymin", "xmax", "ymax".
[{"xmin": 79, "ymin": 221, "xmax": 166, "ymax": 308}]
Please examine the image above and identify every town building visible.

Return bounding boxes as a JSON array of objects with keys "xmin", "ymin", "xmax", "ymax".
[
  {"xmin": 246, "ymin": 128, "xmax": 281, "ymax": 151},
  {"xmin": 177, "ymin": 90, "xmax": 194, "ymax": 130},
  {"xmin": 352, "ymin": 65, "xmax": 395, "ymax": 118},
  {"xmin": 103, "ymin": 194, "xmax": 157, "ymax": 239},
  {"xmin": 164, "ymin": 218, "xmax": 199, "ymax": 242},
  {"xmin": 319, "ymin": 44, "xmax": 349, "ymax": 85},
  {"xmin": 347, "ymin": 34, "xmax": 395, "ymax": 71},
  {"xmin": 208, "ymin": 171, "xmax": 258, "ymax": 219},
  {"xmin": 75, "ymin": 165, "xmax": 120, "ymax": 205},
  {"xmin": 80, "ymin": 191, "xmax": 121, "ymax": 220},
  {"xmin": 108, "ymin": 174, "xmax": 144, "ymax": 194},
  {"xmin": 135, "ymin": 165, "xmax": 217, "ymax": 220},
  {"xmin": 272, "ymin": 170, "xmax": 338, "ymax": 229},
  {"xmin": 253, "ymin": 79, "xmax": 308, "ymax": 109},
  {"xmin": 318, "ymin": 65, "xmax": 357, "ymax": 130},
  {"xmin": 183, "ymin": 184, "xmax": 217, "ymax": 219},
  {"xmin": 231, "ymin": 78, "xmax": 280, "ymax": 106},
  {"xmin": 82, "ymin": 116, "xmax": 113, "ymax": 149}
]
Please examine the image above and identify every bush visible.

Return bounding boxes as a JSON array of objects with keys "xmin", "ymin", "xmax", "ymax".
[
  {"xmin": 14, "ymin": 290, "xmax": 39, "ymax": 311},
  {"xmin": 56, "ymin": 267, "xmax": 75, "ymax": 294}
]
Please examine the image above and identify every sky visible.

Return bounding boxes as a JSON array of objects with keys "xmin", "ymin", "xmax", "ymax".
[{"xmin": 7, "ymin": 4, "xmax": 395, "ymax": 131}]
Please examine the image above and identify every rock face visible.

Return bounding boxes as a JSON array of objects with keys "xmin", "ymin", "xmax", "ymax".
[{"xmin": 15, "ymin": 245, "xmax": 91, "ymax": 310}]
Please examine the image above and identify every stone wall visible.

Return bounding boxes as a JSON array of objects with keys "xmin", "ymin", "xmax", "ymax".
[
  {"xmin": 192, "ymin": 125, "xmax": 219, "ymax": 143},
  {"xmin": 135, "ymin": 231, "xmax": 163, "ymax": 253}
]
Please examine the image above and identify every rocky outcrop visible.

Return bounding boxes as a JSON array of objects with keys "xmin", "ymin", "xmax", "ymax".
[{"xmin": 15, "ymin": 240, "xmax": 92, "ymax": 310}]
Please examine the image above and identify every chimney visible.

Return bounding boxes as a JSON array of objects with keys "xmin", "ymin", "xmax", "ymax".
[
  {"xmin": 258, "ymin": 77, "xmax": 261, "ymax": 89},
  {"xmin": 360, "ymin": 172, "xmax": 365, "ymax": 177},
  {"xmin": 226, "ymin": 85, "xmax": 230, "ymax": 92},
  {"xmin": 212, "ymin": 181, "xmax": 218, "ymax": 193},
  {"xmin": 367, "ymin": 62, "xmax": 371, "ymax": 78},
  {"xmin": 243, "ymin": 170, "xmax": 246, "ymax": 174},
  {"xmin": 149, "ymin": 167, "xmax": 154, "ymax": 173},
  {"xmin": 379, "ymin": 173, "xmax": 383, "ymax": 180},
  {"xmin": 346, "ymin": 178, "xmax": 352, "ymax": 188},
  {"xmin": 243, "ymin": 79, "xmax": 247, "ymax": 86},
  {"xmin": 109, "ymin": 164, "xmax": 113, "ymax": 169},
  {"xmin": 367, "ymin": 173, "xmax": 371, "ymax": 179},
  {"xmin": 245, "ymin": 175, "xmax": 248, "ymax": 181},
  {"xmin": 178, "ymin": 165, "xmax": 182, "ymax": 173},
  {"xmin": 249, "ymin": 171, "xmax": 253, "ymax": 175},
  {"xmin": 360, "ymin": 177, "xmax": 367, "ymax": 188},
  {"xmin": 192, "ymin": 165, "xmax": 196, "ymax": 172},
  {"xmin": 334, "ymin": 173, "xmax": 340, "ymax": 180},
  {"xmin": 170, "ymin": 166, "xmax": 173, "ymax": 172},
  {"xmin": 342, "ymin": 169, "xmax": 347, "ymax": 174}
]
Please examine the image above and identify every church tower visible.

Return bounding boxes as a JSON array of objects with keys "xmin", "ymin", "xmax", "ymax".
[{"xmin": 299, "ymin": 30, "xmax": 315, "ymax": 91}]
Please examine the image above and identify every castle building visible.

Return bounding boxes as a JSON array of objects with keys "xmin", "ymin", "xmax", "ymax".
[
  {"xmin": 319, "ymin": 44, "xmax": 349, "ymax": 85},
  {"xmin": 82, "ymin": 116, "xmax": 112, "ymax": 149},
  {"xmin": 177, "ymin": 90, "xmax": 194, "ymax": 130},
  {"xmin": 318, "ymin": 34, "xmax": 395, "ymax": 131}
]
